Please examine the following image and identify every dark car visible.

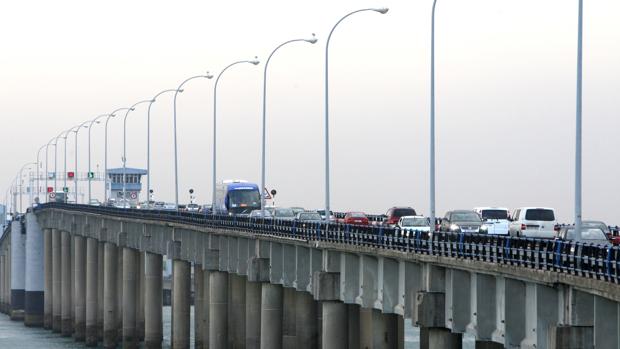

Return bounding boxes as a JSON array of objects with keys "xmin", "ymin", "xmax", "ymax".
[
  {"xmin": 440, "ymin": 210, "xmax": 486, "ymax": 234},
  {"xmin": 381, "ymin": 207, "xmax": 417, "ymax": 226}
]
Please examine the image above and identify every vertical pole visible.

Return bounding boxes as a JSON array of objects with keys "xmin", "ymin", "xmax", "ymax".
[
  {"xmin": 212, "ymin": 82, "xmax": 218, "ymax": 213},
  {"xmin": 429, "ymin": 0, "xmax": 438, "ymax": 232},
  {"xmin": 574, "ymin": 0, "xmax": 584, "ymax": 239}
]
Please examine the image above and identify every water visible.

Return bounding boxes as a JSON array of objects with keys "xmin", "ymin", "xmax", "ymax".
[{"xmin": 0, "ymin": 308, "xmax": 475, "ymax": 348}]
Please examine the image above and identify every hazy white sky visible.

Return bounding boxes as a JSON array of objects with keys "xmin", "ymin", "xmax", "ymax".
[{"xmin": 1, "ymin": 0, "xmax": 619, "ymax": 223}]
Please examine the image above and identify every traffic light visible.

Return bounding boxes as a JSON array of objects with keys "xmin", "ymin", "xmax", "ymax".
[
  {"xmin": 87, "ymin": 172, "xmax": 95, "ymax": 179},
  {"xmin": 67, "ymin": 171, "xmax": 75, "ymax": 179},
  {"xmin": 63, "ymin": 187, "xmax": 69, "ymax": 193},
  {"xmin": 47, "ymin": 187, "xmax": 53, "ymax": 193}
]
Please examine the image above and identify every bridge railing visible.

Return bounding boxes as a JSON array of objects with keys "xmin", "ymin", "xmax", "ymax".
[{"xmin": 35, "ymin": 203, "xmax": 619, "ymax": 284}]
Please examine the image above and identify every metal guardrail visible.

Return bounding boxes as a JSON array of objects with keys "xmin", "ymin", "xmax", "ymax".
[{"xmin": 35, "ymin": 202, "xmax": 620, "ymax": 285}]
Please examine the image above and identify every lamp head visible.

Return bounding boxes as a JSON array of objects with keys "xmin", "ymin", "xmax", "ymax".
[
  {"xmin": 305, "ymin": 33, "xmax": 318, "ymax": 44},
  {"xmin": 95, "ymin": 121, "xmax": 101, "ymax": 124},
  {"xmin": 178, "ymin": 88, "xmax": 185, "ymax": 93},
  {"xmin": 205, "ymin": 71, "xmax": 214, "ymax": 79},
  {"xmin": 374, "ymin": 7, "xmax": 389, "ymax": 14},
  {"xmin": 130, "ymin": 107, "xmax": 136, "ymax": 111},
  {"xmin": 249, "ymin": 56, "xmax": 260, "ymax": 65}
]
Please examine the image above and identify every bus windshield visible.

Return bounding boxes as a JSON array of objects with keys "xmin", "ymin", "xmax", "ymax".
[{"xmin": 228, "ymin": 189, "xmax": 260, "ymax": 208}]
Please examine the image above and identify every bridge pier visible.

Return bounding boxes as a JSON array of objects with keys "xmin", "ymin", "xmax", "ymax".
[
  {"xmin": 73, "ymin": 235, "xmax": 86, "ymax": 341},
  {"xmin": 52, "ymin": 228, "xmax": 61, "ymax": 332},
  {"xmin": 283, "ymin": 287, "xmax": 297, "ymax": 348},
  {"xmin": 10, "ymin": 220, "xmax": 26, "ymax": 321},
  {"xmin": 43, "ymin": 228, "xmax": 52, "ymax": 329},
  {"xmin": 144, "ymin": 251, "xmax": 163, "ymax": 349},
  {"xmin": 260, "ymin": 283, "xmax": 283, "ymax": 348},
  {"xmin": 322, "ymin": 301, "xmax": 347, "ymax": 349},
  {"xmin": 97, "ymin": 241, "xmax": 104, "ymax": 341},
  {"xmin": 172, "ymin": 259, "xmax": 190, "ymax": 349},
  {"xmin": 24, "ymin": 213, "xmax": 44, "ymax": 327},
  {"xmin": 194, "ymin": 265, "xmax": 205, "ymax": 349},
  {"xmin": 137, "ymin": 251, "xmax": 145, "ymax": 342},
  {"xmin": 85, "ymin": 237, "xmax": 98, "ymax": 346},
  {"xmin": 122, "ymin": 247, "xmax": 139, "ymax": 348},
  {"xmin": 70, "ymin": 233, "xmax": 75, "ymax": 334},
  {"xmin": 347, "ymin": 304, "xmax": 360, "ymax": 349},
  {"xmin": 103, "ymin": 242, "xmax": 118, "ymax": 349},
  {"xmin": 61, "ymin": 230, "xmax": 72, "ymax": 335},
  {"xmin": 231, "ymin": 273, "xmax": 247, "ymax": 348},
  {"xmin": 246, "ymin": 279, "xmax": 261, "ymax": 349},
  {"xmin": 0, "ymin": 253, "xmax": 4, "ymax": 313},
  {"xmin": 295, "ymin": 291, "xmax": 318, "ymax": 349},
  {"xmin": 116, "ymin": 251, "xmax": 123, "ymax": 339},
  {"xmin": 209, "ymin": 270, "xmax": 228, "ymax": 348}
]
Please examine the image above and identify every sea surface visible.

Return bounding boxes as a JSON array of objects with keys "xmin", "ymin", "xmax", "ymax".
[{"xmin": 0, "ymin": 307, "xmax": 475, "ymax": 348}]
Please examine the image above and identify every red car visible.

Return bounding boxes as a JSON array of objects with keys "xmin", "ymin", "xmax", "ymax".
[{"xmin": 342, "ymin": 212, "xmax": 369, "ymax": 225}]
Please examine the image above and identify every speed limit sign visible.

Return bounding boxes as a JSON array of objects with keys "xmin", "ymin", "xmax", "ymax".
[{"xmin": 49, "ymin": 192, "xmax": 56, "ymax": 199}]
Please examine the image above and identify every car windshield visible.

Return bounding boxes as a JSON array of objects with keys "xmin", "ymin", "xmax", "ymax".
[
  {"xmin": 451, "ymin": 212, "xmax": 481, "ymax": 222},
  {"xmin": 401, "ymin": 217, "xmax": 428, "ymax": 227},
  {"xmin": 566, "ymin": 228, "xmax": 607, "ymax": 241},
  {"xmin": 228, "ymin": 189, "xmax": 260, "ymax": 207},
  {"xmin": 275, "ymin": 208, "xmax": 295, "ymax": 218},
  {"xmin": 525, "ymin": 209, "xmax": 555, "ymax": 221},
  {"xmin": 480, "ymin": 210, "xmax": 508, "ymax": 220},
  {"xmin": 299, "ymin": 213, "xmax": 321, "ymax": 221},
  {"xmin": 348, "ymin": 212, "xmax": 366, "ymax": 218},
  {"xmin": 393, "ymin": 208, "xmax": 416, "ymax": 217}
]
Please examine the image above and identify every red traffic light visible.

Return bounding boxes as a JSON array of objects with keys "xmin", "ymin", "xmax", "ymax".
[
  {"xmin": 47, "ymin": 187, "xmax": 53, "ymax": 193},
  {"xmin": 67, "ymin": 171, "xmax": 75, "ymax": 178}
]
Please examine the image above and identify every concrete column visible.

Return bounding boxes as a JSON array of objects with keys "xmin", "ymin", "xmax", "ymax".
[
  {"xmin": 24, "ymin": 214, "xmax": 44, "ymax": 327},
  {"xmin": 209, "ymin": 271, "xmax": 228, "ymax": 349},
  {"xmin": 103, "ymin": 242, "xmax": 118, "ymax": 349},
  {"xmin": 548, "ymin": 325, "xmax": 593, "ymax": 349},
  {"xmin": 347, "ymin": 304, "xmax": 360, "ymax": 349},
  {"xmin": 97, "ymin": 241, "xmax": 104, "ymax": 341},
  {"xmin": 73, "ymin": 235, "xmax": 86, "ymax": 341},
  {"xmin": 231, "ymin": 274, "xmax": 247, "ymax": 348},
  {"xmin": 61, "ymin": 230, "xmax": 73, "ymax": 335},
  {"xmin": 122, "ymin": 248, "xmax": 139, "ymax": 348},
  {"xmin": 194, "ymin": 265, "xmax": 205, "ymax": 349},
  {"xmin": 283, "ymin": 287, "xmax": 297, "ymax": 348},
  {"xmin": 0, "ymin": 255, "xmax": 4, "ymax": 313},
  {"xmin": 322, "ymin": 301, "xmax": 347, "ymax": 349},
  {"xmin": 52, "ymin": 228, "xmax": 62, "ymax": 332},
  {"xmin": 137, "ymin": 251, "xmax": 145, "ymax": 342},
  {"xmin": 10, "ymin": 220, "xmax": 26, "ymax": 321},
  {"xmin": 172, "ymin": 259, "xmax": 190, "ymax": 349},
  {"xmin": 202, "ymin": 268, "xmax": 211, "ymax": 349},
  {"xmin": 85, "ymin": 237, "xmax": 98, "ymax": 346},
  {"xmin": 422, "ymin": 328, "xmax": 462, "ymax": 349},
  {"xmin": 43, "ymin": 228, "xmax": 52, "ymax": 329},
  {"xmin": 360, "ymin": 307, "xmax": 373, "ymax": 348},
  {"xmin": 71, "ymin": 233, "xmax": 75, "ymax": 331},
  {"xmin": 295, "ymin": 291, "xmax": 318, "ymax": 349},
  {"xmin": 361, "ymin": 309, "xmax": 401, "ymax": 349},
  {"xmin": 116, "ymin": 251, "xmax": 123, "ymax": 338},
  {"xmin": 144, "ymin": 252, "xmax": 163, "ymax": 349},
  {"xmin": 260, "ymin": 283, "xmax": 283, "ymax": 349},
  {"xmin": 246, "ymin": 280, "xmax": 261, "ymax": 349},
  {"xmin": 474, "ymin": 340, "xmax": 504, "ymax": 349}
]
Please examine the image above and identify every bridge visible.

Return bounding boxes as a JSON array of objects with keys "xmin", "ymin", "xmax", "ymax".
[{"xmin": 0, "ymin": 203, "xmax": 617, "ymax": 349}]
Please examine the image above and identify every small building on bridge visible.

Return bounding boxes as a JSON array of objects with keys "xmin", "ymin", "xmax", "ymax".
[{"xmin": 106, "ymin": 167, "xmax": 147, "ymax": 205}]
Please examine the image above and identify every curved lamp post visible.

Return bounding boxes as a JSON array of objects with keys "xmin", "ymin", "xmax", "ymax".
[
  {"xmin": 43, "ymin": 137, "xmax": 57, "ymax": 203},
  {"xmin": 574, "ymin": 0, "xmax": 584, "ymax": 239},
  {"xmin": 147, "ymin": 89, "xmax": 181, "ymax": 208},
  {"xmin": 122, "ymin": 100, "xmax": 152, "ymax": 203},
  {"xmin": 260, "ymin": 35, "xmax": 318, "ymax": 216},
  {"xmin": 173, "ymin": 73, "xmax": 213, "ymax": 209},
  {"xmin": 52, "ymin": 130, "xmax": 68, "ymax": 195},
  {"xmin": 105, "ymin": 108, "xmax": 131, "ymax": 203},
  {"xmin": 74, "ymin": 121, "xmax": 91, "ymax": 204},
  {"xmin": 17, "ymin": 162, "xmax": 36, "ymax": 212},
  {"xmin": 212, "ymin": 58, "xmax": 260, "ymax": 213},
  {"xmin": 324, "ymin": 8, "xmax": 388, "ymax": 221},
  {"xmin": 87, "ymin": 114, "xmax": 109, "ymax": 203}
]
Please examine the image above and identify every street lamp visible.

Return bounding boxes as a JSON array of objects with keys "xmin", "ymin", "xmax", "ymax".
[
  {"xmin": 574, "ymin": 0, "xmax": 584, "ymax": 239},
  {"xmin": 147, "ymin": 89, "xmax": 181, "ymax": 209},
  {"xmin": 173, "ymin": 73, "xmax": 213, "ymax": 209},
  {"xmin": 429, "ymin": 0, "xmax": 438, "ymax": 231},
  {"xmin": 17, "ymin": 162, "xmax": 36, "ymax": 213},
  {"xmin": 64, "ymin": 125, "xmax": 86, "ymax": 203},
  {"xmin": 212, "ymin": 58, "xmax": 260, "ymax": 213},
  {"xmin": 43, "ymin": 137, "xmax": 57, "ymax": 203},
  {"xmin": 53, "ymin": 130, "xmax": 68, "ymax": 196},
  {"xmin": 323, "ymin": 8, "xmax": 388, "ymax": 221},
  {"xmin": 87, "ymin": 114, "xmax": 109, "ymax": 204},
  {"xmin": 122, "ymin": 100, "xmax": 152, "ymax": 203},
  {"xmin": 74, "ymin": 121, "xmax": 91, "ymax": 204},
  {"xmin": 105, "ymin": 108, "xmax": 131, "ymax": 204},
  {"xmin": 260, "ymin": 35, "xmax": 317, "ymax": 216}
]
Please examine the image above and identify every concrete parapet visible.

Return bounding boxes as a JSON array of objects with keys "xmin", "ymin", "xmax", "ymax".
[{"xmin": 247, "ymin": 257, "xmax": 270, "ymax": 283}]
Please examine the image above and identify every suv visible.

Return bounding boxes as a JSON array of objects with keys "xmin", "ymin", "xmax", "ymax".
[
  {"xmin": 473, "ymin": 207, "xmax": 510, "ymax": 235},
  {"xmin": 381, "ymin": 207, "xmax": 417, "ymax": 226},
  {"xmin": 508, "ymin": 207, "xmax": 557, "ymax": 238},
  {"xmin": 440, "ymin": 210, "xmax": 485, "ymax": 233}
]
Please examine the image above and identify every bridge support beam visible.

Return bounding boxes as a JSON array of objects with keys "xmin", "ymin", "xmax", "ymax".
[
  {"xmin": 61, "ymin": 230, "xmax": 73, "ymax": 335},
  {"xmin": 360, "ymin": 307, "xmax": 400, "ymax": 349},
  {"xmin": 52, "ymin": 228, "xmax": 61, "ymax": 332},
  {"xmin": 209, "ymin": 270, "xmax": 229, "ymax": 348},
  {"xmin": 137, "ymin": 251, "xmax": 145, "ymax": 342},
  {"xmin": 122, "ymin": 247, "xmax": 139, "ymax": 348},
  {"xmin": 260, "ymin": 283, "xmax": 283, "ymax": 349},
  {"xmin": 97, "ymin": 241, "xmax": 104, "ymax": 341},
  {"xmin": 231, "ymin": 274, "xmax": 246, "ymax": 348},
  {"xmin": 43, "ymin": 228, "xmax": 53, "ymax": 329},
  {"xmin": 73, "ymin": 235, "xmax": 86, "ymax": 341},
  {"xmin": 85, "ymin": 237, "xmax": 98, "ymax": 346},
  {"xmin": 10, "ymin": 220, "xmax": 26, "ymax": 321},
  {"xmin": 283, "ymin": 287, "xmax": 297, "ymax": 348},
  {"xmin": 24, "ymin": 214, "xmax": 44, "ymax": 327},
  {"xmin": 172, "ymin": 259, "xmax": 191, "ymax": 349},
  {"xmin": 144, "ymin": 252, "xmax": 163, "ymax": 349},
  {"xmin": 246, "ymin": 280, "xmax": 261, "ymax": 349},
  {"xmin": 103, "ymin": 242, "xmax": 118, "ymax": 349},
  {"xmin": 194, "ymin": 265, "xmax": 205, "ymax": 349},
  {"xmin": 322, "ymin": 301, "xmax": 347, "ymax": 349},
  {"xmin": 295, "ymin": 291, "xmax": 318, "ymax": 349},
  {"xmin": 548, "ymin": 325, "xmax": 594, "ymax": 349}
]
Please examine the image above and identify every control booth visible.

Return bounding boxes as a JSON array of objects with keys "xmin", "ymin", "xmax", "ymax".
[{"xmin": 106, "ymin": 167, "xmax": 147, "ymax": 205}]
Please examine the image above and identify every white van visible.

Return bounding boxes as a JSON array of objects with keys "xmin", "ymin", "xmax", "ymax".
[
  {"xmin": 508, "ymin": 207, "xmax": 557, "ymax": 238},
  {"xmin": 473, "ymin": 207, "xmax": 510, "ymax": 235}
]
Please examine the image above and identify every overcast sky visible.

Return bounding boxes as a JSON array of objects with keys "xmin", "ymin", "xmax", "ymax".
[{"xmin": 1, "ymin": 0, "xmax": 619, "ymax": 223}]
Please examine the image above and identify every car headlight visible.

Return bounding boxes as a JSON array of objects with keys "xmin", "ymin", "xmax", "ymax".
[
  {"xmin": 450, "ymin": 224, "xmax": 460, "ymax": 232},
  {"xmin": 480, "ymin": 225, "xmax": 488, "ymax": 233}
]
